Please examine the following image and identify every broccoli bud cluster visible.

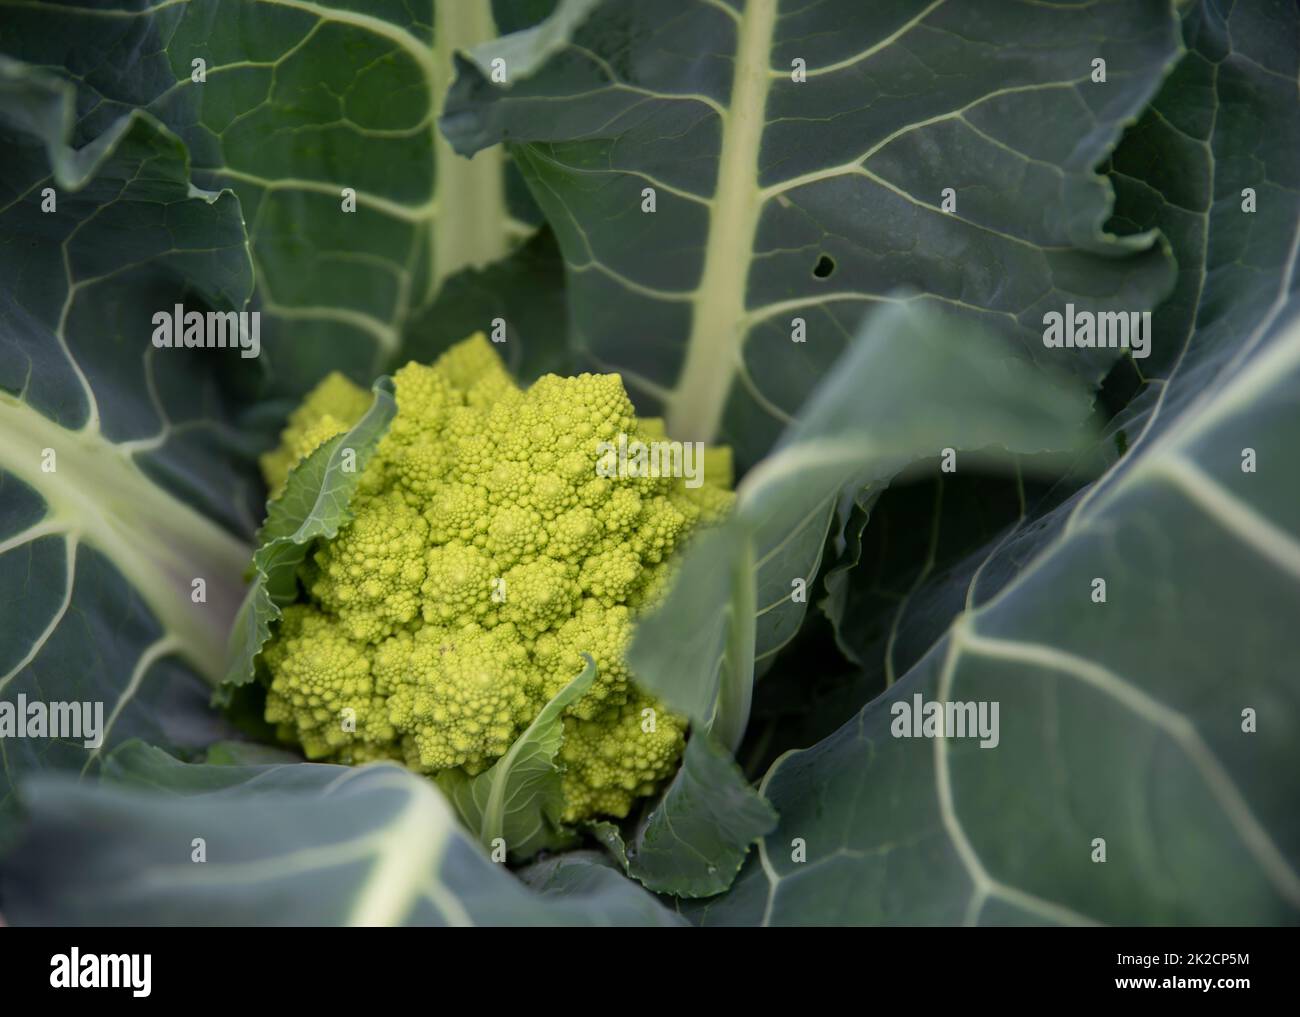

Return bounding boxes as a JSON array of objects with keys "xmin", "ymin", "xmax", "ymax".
[{"xmin": 258, "ymin": 334, "xmax": 732, "ymax": 822}]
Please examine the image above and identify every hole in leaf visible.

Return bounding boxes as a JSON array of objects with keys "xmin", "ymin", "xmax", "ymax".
[{"xmin": 812, "ymin": 254, "xmax": 835, "ymax": 279}]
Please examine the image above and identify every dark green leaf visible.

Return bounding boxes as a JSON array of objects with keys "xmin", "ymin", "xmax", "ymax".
[
  {"xmin": 0, "ymin": 0, "xmax": 555, "ymax": 392},
  {"xmin": 444, "ymin": 0, "xmax": 1178, "ymax": 462},
  {"xmin": 0, "ymin": 56, "xmax": 256, "ymax": 832},
  {"xmin": 692, "ymin": 0, "xmax": 1300, "ymax": 926},
  {"xmin": 399, "ymin": 226, "xmax": 571, "ymax": 381},
  {"xmin": 612, "ymin": 730, "xmax": 777, "ymax": 898},
  {"xmin": 0, "ymin": 740, "xmax": 685, "ymax": 926},
  {"xmin": 514, "ymin": 849, "xmax": 688, "ymax": 926},
  {"xmin": 629, "ymin": 303, "xmax": 1096, "ymax": 752}
]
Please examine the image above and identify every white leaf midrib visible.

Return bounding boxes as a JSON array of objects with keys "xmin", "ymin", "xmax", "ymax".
[
  {"xmin": 0, "ymin": 394, "xmax": 249, "ymax": 683},
  {"xmin": 430, "ymin": 0, "xmax": 513, "ymax": 301},
  {"xmin": 664, "ymin": 0, "xmax": 778, "ymax": 442}
]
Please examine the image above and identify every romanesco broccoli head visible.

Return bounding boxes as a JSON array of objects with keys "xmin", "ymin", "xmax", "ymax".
[{"xmin": 258, "ymin": 333, "xmax": 732, "ymax": 823}]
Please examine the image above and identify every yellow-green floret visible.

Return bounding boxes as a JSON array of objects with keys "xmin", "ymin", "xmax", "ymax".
[{"xmin": 257, "ymin": 333, "xmax": 732, "ymax": 823}]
